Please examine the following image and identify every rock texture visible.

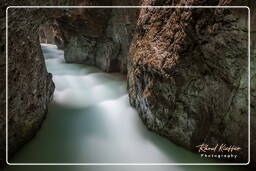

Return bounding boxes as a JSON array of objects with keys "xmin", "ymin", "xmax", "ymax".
[
  {"xmin": 1, "ymin": 0, "xmax": 256, "ymax": 167},
  {"xmin": 38, "ymin": 23, "xmax": 56, "ymax": 44},
  {"xmin": 128, "ymin": 0, "xmax": 255, "ymax": 163},
  {"xmin": 5, "ymin": 8, "xmax": 55, "ymax": 164},
  {"xmin": 0, "ymin": 1, "xmax": 82, "ymax": 166},
  {"xmin": 0, "ymin": 1, "xmax": 69, "ymax": 165},
  {"xmin": 0, "ymin": 0, "xmax": 139, "ymax": 165},
  {"xmin": 54, "ymin": 0, "xmax": 140, "ymax": 73},
  {"xmin": 0, "ymin": 3, "xmax": 7, "ymax": 167}
]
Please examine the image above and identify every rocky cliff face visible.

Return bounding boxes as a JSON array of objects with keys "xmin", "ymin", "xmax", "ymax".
[
  {"xmin": 0, "ymin": 1, "xmax": 72, "ymax": 164},
  {"xmin": 1, "ymin": 0, "xmax": 255, "ymax": 166},
  {"xmin": 0, "ymin": 0, "xmax": 84, "ymax": 165},
  {"xmin": 54, "ymin": 0, "xmax": 140, "ymax": 73},
  {"xmin": 39, "ymin": 24, "xmax": 56, "ymax": 44},
  {"xmin": 2, "ymin": 8, "xmax": 56, "ymax": 164},
  {"xmin": 0, "ymin": 0, "xmax": 139, "ymax": 165},
  {"xmin": 128, "ymin": 0, "xmax": 255, "ymax": 163},
  {"xmin": 0, "ymin": 3, "xmax": 7, "ymax": 166}
]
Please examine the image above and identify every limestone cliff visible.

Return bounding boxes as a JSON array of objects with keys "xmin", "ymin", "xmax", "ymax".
[
  {"xmin": 0, "ymin": 0, "xmax": 255, "ymax": 166},
  {"xmin": 0, "ymin": 0, "xmax": 139, "ymax": 165},
  {"xmin": 39, "ymin": 24, "xmax": 56, "ymax": 44},
  {"xmin": 54, "ymin": 0, "xmax": 140, "ymax": 73},
  {"xmin": 128, "ymin": 0, "xmax": 255, "ymax": 163},
  {"xmin": 1, "ymin": 8, "xmax": 56, "ymax": 165}
]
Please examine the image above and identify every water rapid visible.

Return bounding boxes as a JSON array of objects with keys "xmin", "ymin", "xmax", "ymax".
[{"xmin": 4, "ymin": 44, "xmax": 249, "ymax": 171}]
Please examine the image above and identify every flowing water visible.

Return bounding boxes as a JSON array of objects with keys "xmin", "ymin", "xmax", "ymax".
[{"xmin": 4, "ymin": 44, "xmax": 249, "ymax": 171}]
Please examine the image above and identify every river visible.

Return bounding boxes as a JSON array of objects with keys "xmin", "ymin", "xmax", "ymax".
[{"xmin": 4, "ymin": 44, "xmax": 249, "ymax": 171}]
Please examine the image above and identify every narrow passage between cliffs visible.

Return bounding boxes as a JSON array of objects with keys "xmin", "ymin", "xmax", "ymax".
[{"xmin": 5, "ymin": 44, "xmax": 249, "ymax": 171}]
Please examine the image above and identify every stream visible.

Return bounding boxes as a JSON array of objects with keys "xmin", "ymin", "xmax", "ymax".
[{"xmin": 4, "ymin": 44, "xmax": 250, "ymax": 171}]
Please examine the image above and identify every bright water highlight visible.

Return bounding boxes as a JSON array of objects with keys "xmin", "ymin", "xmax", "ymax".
[{"xmin": 4, "ymin": 44, "xmax": 249, "ymax": 171}]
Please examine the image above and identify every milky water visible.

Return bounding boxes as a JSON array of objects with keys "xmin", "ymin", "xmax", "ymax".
[{"xmin": 4, "ymin": 44, "xmax": 249, "ymax": 171}]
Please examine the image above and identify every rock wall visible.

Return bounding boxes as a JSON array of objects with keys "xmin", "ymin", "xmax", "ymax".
[
  {"xmin": 38, "ymin": 24, "xmax": 55, "ymax": 44},
  {"xmin": 54, "ymin": 0, "xmax": 140, "ymax": 73},
  {"xmin": 1, "ymin": 0, "xmax": 255, "ymax": 166},
  {"xmin": 2, "ymin": 7, "xmax": 56, "ymax": 164},
  {"xmin": 0, "ymin": 0, "xmax": 139, "ymax": 165},
  {"xmin": 128, "ymin": 0, "xmax": 255, "ymax": 163},
  {"xmin": 0, "ymin": 0, "xmax": 73, "ymax": 165},
  {"xmin": 0, "ymin": 2, "xmax": 7, "ymax": 166}
]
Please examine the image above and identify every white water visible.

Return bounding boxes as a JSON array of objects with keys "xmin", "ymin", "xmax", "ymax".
[{"xmin": 4, "ymin": 44, "xmax": 248, "ymax": 171}]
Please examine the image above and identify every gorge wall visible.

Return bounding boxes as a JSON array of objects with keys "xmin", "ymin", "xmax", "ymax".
[
  {"xmin": 0, "ymin": 8, "xmax": 57, "ymax": 165},
  {"xmin": 0, "ymin": 0, "xmax": 140, "ymax": 165},
  {"xmin": 0, "ymin": 0, "xmax": 74, "ymax": 165},
  {"xmin": 54, "ymin": 0, "xmax": 140, "ymax": 73},
  {"xmin": 0, "ymin": 0, "xmax": 255, "ymax": 166},
  {"xmin": 128, "ymin": 0, "xmax": 255, "ymax": 163}
]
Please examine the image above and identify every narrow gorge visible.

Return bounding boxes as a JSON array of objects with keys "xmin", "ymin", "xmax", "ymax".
[{"xmin": 0, "ymin": 0, "xmax": 256, "ymax": 170}]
